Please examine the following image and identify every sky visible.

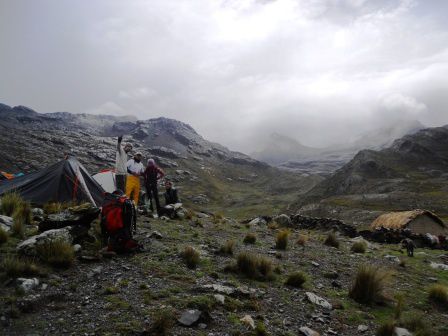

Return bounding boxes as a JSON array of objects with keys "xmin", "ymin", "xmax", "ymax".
[{"xmin": 1, "ymin": 0, "xmax": 448, "ymax": 153}]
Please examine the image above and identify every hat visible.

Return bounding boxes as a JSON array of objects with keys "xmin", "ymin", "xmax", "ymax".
[
  {"xmin": 135, "ymin": 151, "xmax": 142, "ymax": 156},
  {"xmin": 147, "ymin": 158, "xmax": 155, "ymax": 166}
]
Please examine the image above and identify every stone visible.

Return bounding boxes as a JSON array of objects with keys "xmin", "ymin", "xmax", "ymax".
[
  {"xmin": 331, "ymin": 280, "xmax": 342, "ymax": 288},
  {"xmin": 17, "ymin": 278, "xmax": 39, "ymax": 293},
  {"xmin": 178, "ymin": 309, "xmax": 202, "ymax": 327},
  {"xmin": 196, "ymin": 212, "xmax": 210, "ymax": 219},
  {"xmin": 214, "ymin": 294, "xmax": 225, "ymax": 304},
  {"xmin": 385, "ymin": 255, "xmax": 400, "ymax": 263},
  {"xmin": 17, "ymin": 227, "xmax": 73, "ymax": 256},
  {"xmin": 73, "ymin": 244, "xmax": 82, "ymax": 253},
  {"xmin": 394, "ymin": 327, "xmax": 412, "ymax": 336},
  {"xmin": 38, "ymin": 203, "xmax": 100, "ymax": 232},
  {"xmin": 249, "ymin": 217, "xmax": 267, "ymax": 226},
  {"xmin": 192, "ymin": 194, "xmax": 209, "ymax": 204},
  {"xmin": 150, "ymin": 231, "xmax": 163, "ymax": 239},
  {"xmin": 299, "ymin": 326, "xmax": 320, "ymax": 336},
  {"xmin": 0, "ymin": 215, "xmax": 13, "ymax": 232},
  {"xmin": 32, "ymin": 208, "xmax": 44, "ymax": 216},
  {"xmin": 305, "ymin": 292, "xmax": 332, "ymax": 310},
  {"xmin": 430, "ymin": 262, "xmax": 448, "ymax": 271},
  {"xmin": 311, "ymin": 261, "xmax": 320, "ymax": 267},
  {"xmin": 240, "ymin": 315, "xmax": 255, "ymax": 330},
  {"xmin": 358, "ymin": 325, "xmax": 369, "ymax": 332},
  {"xmin": 202, "ymin": 284, "xmax": 235, "ymax": 295},
  {"xmin": 274, "ymin": 214, "xmax": 292, "ymax": 227}
]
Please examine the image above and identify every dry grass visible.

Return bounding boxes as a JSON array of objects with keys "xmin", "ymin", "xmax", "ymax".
[
  {"xmin": 219, "ymin": 240, "xmax": 235, "ymax": 255},
  {"xmin": 36, "ymin": 239, "xmax": 75, "ymax": 268},
  {"xmin": 267, "ymin": 222, "xmax": 278, "ymax": 230},
  {"xmin": 0, "ymin": 192, "xmax": 23, "ymax": 216},
  {"xmin": 42, "ymin": 201, "xmax": 76, "ymax": 214},
  {"xmin": 146, "ymin": 309, "xmax": 174, "ymax": 336},
  {"xmin": 296, "ymin": 234, "xmax": 309, "ymax": 246},
  {"xmin": 181, "ymin": 246, "xmax": 200, "ymax": 269},
  {"xmin": 349, "ymin": 265, "xmax": 391, "ymax": 305},
  {"xmin": 235, "ymin": 252, "xmax": 274, "ymax": 281},
  {"xmin": 285, "ymin": 271, "xmax": 307, "ymax": 288},
  {"xmin": 275, "ymin": 229, "xmax": 290, "ymax": 250},
  {"xmin": 376, "ymin": 321, "xmax": 395, "ymax": 336},
  {"xmin": 402, "ymin": 313, "xmax": 432, "ymax": 336},
  {"xmin": 351, "ymin": 241, "xmax": 367, "ymax": 253},
  {"xmin": 324, "ymin": 232, "xmax": 340, "ymax": 248},
  {"xmin": 0, "ymin": 227, "xmax": 8, "ymax": 244},
  {"xmin": 1, "ymin": 255, "xmax": 42, "ymax": 278},
  {"xmin": 11, "ymin": 201, "xmax": 32, "ymax": 238},
  {"xmin": 243, "ymin": 233, "xmax": 257, "ymax": 244},
  {"xmin": 428, "ymin": 284, "xmax": 448, "ymax": 305}
]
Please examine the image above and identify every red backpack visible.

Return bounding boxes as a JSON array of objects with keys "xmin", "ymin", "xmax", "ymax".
[{"xmin": 101, "ymin": 192, "xmax": 136, "ymax": 240}]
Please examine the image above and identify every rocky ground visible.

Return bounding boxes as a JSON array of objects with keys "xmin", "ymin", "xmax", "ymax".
[{"xmin": 1, "ymin": 210, "xmax": 448, "ymax": 336}]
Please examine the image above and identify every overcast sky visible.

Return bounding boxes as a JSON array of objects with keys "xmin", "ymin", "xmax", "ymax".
[{"xmin": 1, "ymin": 0, "xmax": 447, "ymax": 152}]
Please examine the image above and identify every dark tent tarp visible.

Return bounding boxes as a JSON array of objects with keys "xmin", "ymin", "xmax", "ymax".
[{"xmin": 0, "ymin": 157, "xmax": 105, "ymax": 206}]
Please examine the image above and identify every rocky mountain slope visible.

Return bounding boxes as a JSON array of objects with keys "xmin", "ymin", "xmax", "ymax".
[
  {"xmin": 254, "ymin": 121, "xmax": 424, "ymax": 175},
  {"xmin": 0, "ymin": 103, "xmax": 320, "ymax": 218},
  {"xmin": 292, "ymin": 125, "xmax": 448, "ymax": 227}
]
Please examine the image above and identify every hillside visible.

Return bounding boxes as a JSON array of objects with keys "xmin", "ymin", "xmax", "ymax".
[
  {"xmin": 0, "ymin": 103, "xmax": 320, "ymax": 218},
  {"xmin": 292, "ymin": 125, "xmax": 448, "ymax": 227}
]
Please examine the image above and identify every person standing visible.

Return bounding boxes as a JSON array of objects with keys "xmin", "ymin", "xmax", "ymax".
[
  {"xmin": 143, "ymin": 159, "xmax": 165, "ymax": 216},
  {"xmin": 115, "ymin": 136, "xmax": 132, "ymax": 192},
  {"xmin": 125, "ymin": 152, "xmax": 144, "ymax": 205}
]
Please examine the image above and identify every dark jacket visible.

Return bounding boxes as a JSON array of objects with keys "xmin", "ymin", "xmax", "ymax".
[
  {"xmin": 144, "ymin": 165, "xmax": 164, "ymax": 186},
  {"xmin": 164, "ymin": 188, "xmax": 179, "ymax": 205}
]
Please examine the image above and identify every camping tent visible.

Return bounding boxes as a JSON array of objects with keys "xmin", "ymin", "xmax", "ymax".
[
  {"xmin": 370, "ymin": 210, "xmax": 448, "ymax": 236},
  {"xmin": 93, "ymin": 170, "xmax": 116, "ymax": 193},
  {"xmin": 0, "ymin": 157, "xmax": 105, "ymax": 206}
]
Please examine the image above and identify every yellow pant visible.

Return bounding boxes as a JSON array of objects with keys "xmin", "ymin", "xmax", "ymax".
[{"xmin": 125, "ymin": 175, "xmax": 140, "ymax": 205}]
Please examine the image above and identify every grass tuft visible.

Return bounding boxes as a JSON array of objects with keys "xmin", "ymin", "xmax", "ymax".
[
  {"xmin": 349, "ymin": 264, "xmax": 391, "ymax": 305},
  {"xmin": 428, "ymin": 284, "xmax": 448, "ymax": 306},
  {"xmin": 324, "ymin": 232, "xmax": 340, "ymax": 248},
  {"xmin": 219, "ymin": 240, "xmax": 235, "ymax": 255},
  {"xmin": 296, "ymin": 234, "xmax": 308, "ymax": 246},
  {"xmin": 181, "ymin": 246, "xmax": 200, "ymax": 269},
  {"xmin": 275, "ymin": 229, "xmax": 290, "ymax": 250},
  {"xmin": 235, "ymin": 252, "xmax": 274, "ymax": 281},
  {"xmin": 376, "ymin": 321, "xmax": 395, "ymax": 336},
  {"xmin": 36, "ymin": 239, "xmax": 75, "ymax": 268},
  {"xmin": 243, "ymin": 233, "xmax": 257, "ymax": 244},
  {"xmin": 285, "ymin": 271, "xmax": 307, "ymax": 288},
  {"xmin": 0, "ymin": 227, "xmax": 8, "ymax": 244},
  {"xmin": 402, "ymin": 312, "xmax": 432, "ymax": 336},
  {"xmin": 351, "ymin": 241, "xmax": 367, "ymax": 253},
  {"xmin": 146, "ymin": 308, "xmax": 174, "ymax": 336},
  {"xmin": 1, "ymin": 255, "xmax": 42, "ymax": 278},
  {"xmin": 0, "ymin": 192, "xmax": 23, "ymax": 216}
]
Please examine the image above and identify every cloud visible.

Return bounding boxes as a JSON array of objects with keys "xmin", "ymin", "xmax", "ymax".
[{"xmin": 0, "ymin": 0, "xmax": 447, "ymax": 152}]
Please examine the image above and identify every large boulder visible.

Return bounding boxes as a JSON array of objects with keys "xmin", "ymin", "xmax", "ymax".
[
  {"xmin": 17, "ymin": 227, "xmax": 77, "ymax": 256},
  {"xmin": 274, "ymin": 214, "xmax": 292, "ymax": 227},
  {"xmin": 39, "ymin": 203, "xmax": 99, "ymax": 232}
]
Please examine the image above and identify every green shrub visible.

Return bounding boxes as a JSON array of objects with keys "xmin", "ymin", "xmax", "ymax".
[
  {"xmin": 324, "ymin": 232, "xmax": 340, "ymax": 248},
  {"xmin": 181, "ymin": 246, "xmax": 200, "ymax": 269},
  {"xmin": 376, "ymin": 321, "xmax": 395, "ymax": 336},
  {"xmin": 0, "ymin": 192, "xmax": 23, "ymax": 216},
  {"xmin": 428, "ymin": 284, "xmax": 448, "ymax": 305},
  {"xmin": 219, "ymin": 240, "xmax": 235, "ymax": 255},
  {"xmin": 243, "ymin": 233, "xmax": 257, "ymax": 244},
  {"xmin": 1, "ymin": 255, "xmax": 41, "ymax": 278},
  {"xmin": 146, "ymin": 308, "xmax": 174, "ymax": 336},
  {"xmin": 275, "ymin": 229, "xmax": 290, "ymax": 250},
  {"xmin": 285, "ymin": 271, "xmax": 307, "ymax": 288},
  {"xmin": 394, "ymin": 294, "xmax": 404, "ymax": 320},
  {"xmin": 255, "ymin": 322, "xmax": 268, "ymax": 336},
  {"xmin": 0, "ymin": 227, "xmax": 8, "ymax": 244},
  {"xmin": 235, "ymin": 252, "xmax": 274, "ymax": 281},
  {"xmin": 36, "ymin": 239, "xmax": 75, "ymax": 268},
  {"xmin": 349, "ymin": 265, "xmax": 391, "ymax": 305},
  {"xmin": 351, "ymin": 241, "xmax": 367, "ymax": 253}
]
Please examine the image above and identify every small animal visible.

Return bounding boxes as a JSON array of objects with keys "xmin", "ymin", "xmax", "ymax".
[{"xmin": 401, "ymin": 238, "xmax": 415, "ymax": 257}]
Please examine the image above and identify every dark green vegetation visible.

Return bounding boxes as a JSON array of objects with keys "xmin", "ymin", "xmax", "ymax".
[
  {"xmin": 324, "ymin": 232, "xmax": 340, "ymax": 248},
  {"xmin": 285, "ymin": 271, "xmax": 307, "ymax": 288},
  {"xmin": 351, "ymin": 241, "xmax": 367, "ymax": 254},
  {"xmin": 275, "ymin": 229, "xmax": 290, "ymax": 250},
  {"xmin": 35, "ymin": 239, "xmax": 75, "ymax": 268}
]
